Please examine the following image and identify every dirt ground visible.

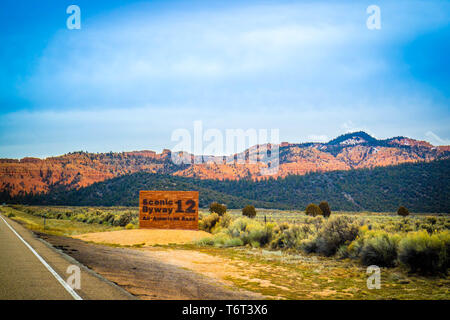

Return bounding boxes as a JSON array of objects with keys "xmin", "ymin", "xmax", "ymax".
[
  {"xmin": 72, "ymin": 229, "xmax": 211, "ymax": 246},
  {"xmin": 37, "ymin": 233, "xmax": 263, "ymax": 300}
]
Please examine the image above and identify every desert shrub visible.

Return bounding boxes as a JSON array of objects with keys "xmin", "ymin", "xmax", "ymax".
[
  {"xmin": 319, "ymin": 201, "xmax": 331, "ymax": 218},
  {"xmin": 224, "ymin": 217, "xmax": 273, "ymax": 247},
  {"xmin": 223, "ymin": 237, "xmax": 244, "ymax": 247},
  {"xmin": 198, "ymin": 233, "xmax": 245, "ymax": 248},
  {"xmin": 270, "ymin": 225, "xmax": 300, "ymax": 249},
  {"xmin": 278, "ymin": 222, "xmax": 290, "ymax": 231},
  {"xmin": 113, "ymin": 212, "xmax": 133, "ymax": 227},
  {"xmin": 336, "ymin": 245, "xmax": 350, "ymax": 259},
  {"xmin": 99, "ymin": 212, "xmax": 115, "ymax": 225},
  {"xmin": 305, "ymin": 203, "xmax": 322, "ymax": 217},
  {"xmin": 303, "ymin": 216, "xmax": 324, "ymax": 232},
  {"xmin": 86, "ymin": 216, "xmax": 97, "ymax": 224},
  {"xmin": 196, "ymin": 237, "xmax": 215, "ymax": 246},
  {"xmin": 211, "ymin": 234, "xmax": 232, "ymax": 247},
  {"xmin": 7, "ymin": 212, "xmax": 15, "ymax": 218},
  {"xmin": 400, "ymin": 219, "xmax": 414, "ymax": 232},
  {"xmin": 398, "ymin": 230, "xmax": 449, "ymax": 275},
  {"xmin": 227, "ymin": 217, "xmax": 249, "ymax": 237},
  {"xmin": 125, "ymin": 223, "xmax": 134, "ymax": 230},
  {"xmin": 397, "ymin": 206, "xmax": 409, "ymax": 217},
  {"xmin": 419, "ymin": 223, "xmax": 435, "ymax": 234},
  {"xmin": 360, "ymin": 232, "xmax": 400, "ymax": 267},
  {"xmin": 247, "ymin": 226, "xmax": 273, "ymax": 247},
  {"xmin": 199, "ymin": 213, "xmax": 220, "ymax": 233},
  {"xmin": 301, "ymin": 236, "xmax": 318, "ymax": 253},
  {"xmin": 304, "ymin": 216, "xmax": 359, "ymax": 256},
  {"xmin": 209, "ymin": 202, "xmax": 227, "ymax": 216},
  {"xmin": 242, "ymin": 205, "xmax": 256, "ymax": 218},
  {"xmin": 74, "ymin": 214, "xmax": 87, "ymax": 223},
  {"xmin": 218, "ymin": 213, "xmax": 232, "ymax": 229},
  {"xmin": 270, "ymin": 224, "xmax": 312, "ymax": 250}
]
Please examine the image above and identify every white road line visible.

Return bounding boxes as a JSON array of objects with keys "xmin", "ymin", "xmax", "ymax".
[{"xmin": 0, "ymin": 215, "xmax": 83, "ymax": 300}]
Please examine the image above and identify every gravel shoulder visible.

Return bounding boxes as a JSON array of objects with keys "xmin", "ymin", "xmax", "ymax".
[{"xmin": 37, "ymin": 233, "xmax": 264, "ymax": 300}]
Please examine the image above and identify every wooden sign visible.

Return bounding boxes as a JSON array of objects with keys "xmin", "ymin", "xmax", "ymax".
[{"xmin": 139, "ymin": 191, "xmax": 199, "ymax": 230}]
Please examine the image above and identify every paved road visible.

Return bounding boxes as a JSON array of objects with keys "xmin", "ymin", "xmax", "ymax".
[{"xmin": 0, "ymin": 213, "xmax": 135, "ymax": 300}]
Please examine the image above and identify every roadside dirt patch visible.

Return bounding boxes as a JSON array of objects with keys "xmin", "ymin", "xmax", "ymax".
[
  {"xmin": 72, "ymin": 229, "xmax": 211, "ymax": 246},
  {"xmin": 139, "ymin": 248, "xmax": 245, "ymax": 286},
  {"xmin": 38, "ymin": 233, "xmax": 261, "ymax": 300}
]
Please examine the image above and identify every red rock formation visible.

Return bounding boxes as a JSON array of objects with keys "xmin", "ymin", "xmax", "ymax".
[{"xmin": 1, "ymin": 132, "xmax": 448, "ymax": 196}]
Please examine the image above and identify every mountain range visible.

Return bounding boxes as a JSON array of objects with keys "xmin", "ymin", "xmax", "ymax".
[
  {"xmin": 1, "ymin": 131, "xmax": 449, "ymax": 199},
  {"xmin": 6, "ymin": 159, "xmax": 449, "ymax": 213}
]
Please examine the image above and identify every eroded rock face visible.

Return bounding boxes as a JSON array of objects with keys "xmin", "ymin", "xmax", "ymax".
[
  {"xmin": 1, "ymin": 132, "xmax": 449, "ymax": 196},
  {"xmin": 0, "ymin": 151, "xmax": 172, "ymax": 196}
]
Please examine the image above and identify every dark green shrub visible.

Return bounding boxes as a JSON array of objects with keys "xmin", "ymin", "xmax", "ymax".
[
  {"xmin": 306, "ymin": 216, "xmax": 359, "ymax": 256},
  {"xmin": 242, "ymin": 205, "xmax": 256, "ymax": 218},
  {"xmin": 398, "ymin": 230, "xmax": 449, "ymax": 275},
  {"xmin": 113, "ymin": 213, "xmax": 133, "ymax": 227},
  {"xmin": 419, "ymin": 223, "xmax": 435, "ymax": 234},
  {"xmin": 360, "ymin": 233, "xmax": 400, "ymax": 267},
  {"xmin": 319, "ymin": 201, "xmax": 331, "ymax": 218},
  {"xmin": 209, "ymin": 202, "xmax": 227, "ymax": 216},
  {"xmin": 305, "ymin": 204, "xmax": 322, "ymax": 217},
  {"xmin": 426, "ymin": 217, "xmax": 437, "ymax": 225},
  {"xmin": 397, "ymin": 206, "xmax": 409, "ymax": 217},
  {"xmin": 302, "ymin": 239, "xmax": 318, "ymax": 253},
  {"xmin": 247, "ymin": 227, "xmax": 273, "ymax": 247}
]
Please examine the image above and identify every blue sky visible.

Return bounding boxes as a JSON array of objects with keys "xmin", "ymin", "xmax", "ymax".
[{"xmin": 0, "ymin": 0, "xmax": 449, "ymax": 158}]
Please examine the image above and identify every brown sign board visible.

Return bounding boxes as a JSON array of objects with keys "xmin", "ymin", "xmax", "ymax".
[{"xmin": 139, "ymin": 191, "xmax": 199, "ymax": 230}]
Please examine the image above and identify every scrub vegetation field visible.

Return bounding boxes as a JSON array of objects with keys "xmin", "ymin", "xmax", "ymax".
[{"xmin": 1, "ymin": 204, "xmax": 449, "ymax": 299}]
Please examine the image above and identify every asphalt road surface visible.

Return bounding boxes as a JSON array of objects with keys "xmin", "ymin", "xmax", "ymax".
[{"xmin": 0, "ymin": 213, "xmax": 135, "ymax": 300}]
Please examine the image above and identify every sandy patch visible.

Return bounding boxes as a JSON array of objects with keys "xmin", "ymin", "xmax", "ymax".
[
  {"xmin": 140, "ymin": 248, "xmax": 243, "ymax": 285},
  {"xmin": 72, "ymin": 229, "xmax": 212, "ymax": 246},
  {"xmin": 139, "ymin": 248, "xmax": 284, "ymax": 295}
]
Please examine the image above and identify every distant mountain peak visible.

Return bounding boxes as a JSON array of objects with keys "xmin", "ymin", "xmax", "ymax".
[{"xmin": 326, "ymin": 131, "xmax": 377, "ymax": 146}]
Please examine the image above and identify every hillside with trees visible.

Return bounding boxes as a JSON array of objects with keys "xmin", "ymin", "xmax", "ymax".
[{"xmin": 4, "ymin": 159, "xmax": 449, "ymax": 213}]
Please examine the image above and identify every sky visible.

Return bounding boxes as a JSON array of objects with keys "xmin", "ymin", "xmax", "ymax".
[{"xmin": 0, "ymin": 0, "xmax": 449, "ymax": 158}]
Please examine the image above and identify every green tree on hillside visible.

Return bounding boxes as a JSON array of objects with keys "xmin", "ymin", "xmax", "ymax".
[
  {"xmin": 209, "ymin": 202, "xmax": 227, "ymax": 216},
  {"xmin": 319, "ymin": 201, "xmax": 331, "ymax": 218},
  {"xmin": 397, "ymin": 206, "xmax": 410, "ymax": 217},
  {"xmin": 305, "ymin": 203, "xmax": 322, "ymax": 217},
  {"xmin": 242, "ymin": 205, "xmax": 256, "ymax": 218}
]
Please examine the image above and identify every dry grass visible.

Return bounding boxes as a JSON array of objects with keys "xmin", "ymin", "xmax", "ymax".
[
  {"xmin": 0, "ymin": 206, "xmax": 121, "ymax": 236},
  {"xmin": 72, "ymin": 229, "xmax": 212, "ymax": 246},
  {"xmin": 152, "ymin": 244, "xmax": 450, "ymax": 300}
]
